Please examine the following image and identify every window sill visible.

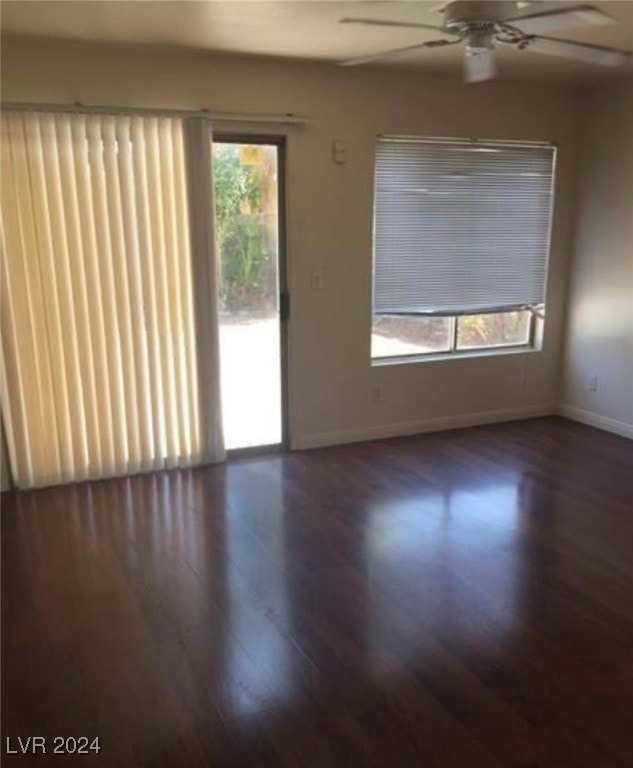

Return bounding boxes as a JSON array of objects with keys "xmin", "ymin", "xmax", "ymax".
[{"xmin": 371, "ymin": 344, "xmax": 540, "ymax": 368}]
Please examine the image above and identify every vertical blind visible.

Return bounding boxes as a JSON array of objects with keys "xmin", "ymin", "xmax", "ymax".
[
  {"xmin": 0, "ymin": 111, "xmax": 224, "ymax": 489},
  {"xmin": 373, "ymin": 138, "xmax": 556, "ymax": 316}
]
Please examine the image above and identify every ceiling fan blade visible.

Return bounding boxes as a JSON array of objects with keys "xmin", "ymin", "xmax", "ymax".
[
  {"xmin": 464, "ymin": 48, "xmax": 498, "ymax": 83},
  {"xmin": 509, "ymin": 5, "xmax": 615, "ymax": 34},
  {"xmin": 524, "ymin": 36, "xmax": 629, "ymax": 66},
  {"xmin": 340, "ymin": 39, "xmax": 459, "ymax": 67},
  {"xmin": 339, "ymin": 17, "xmax": 456, "ymax": 34}
]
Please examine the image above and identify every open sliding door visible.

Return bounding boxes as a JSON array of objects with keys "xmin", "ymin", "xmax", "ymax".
[{"xmin": 212, "ymin": 137, "xmax": 287, "ymax": 453}]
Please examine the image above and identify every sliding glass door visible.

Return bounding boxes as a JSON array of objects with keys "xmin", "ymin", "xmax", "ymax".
[
  {"xmin": 212, "ymin": 138, "xmax": 286, "ymax": 451},
  {"xmin": 1, "ymin": 111, "xmax": 227, "ymax": 488},
  {"xmin": 1, "ymin": 112, "xmax": 288, "ymax": 489}
]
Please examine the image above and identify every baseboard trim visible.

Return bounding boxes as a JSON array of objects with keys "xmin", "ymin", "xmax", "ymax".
[
  {"xmin": 558, "ymin": 405, "xmax": 633, "ymax": 440},
  {"xmin": 293, "ymin": 403, "xmax": 556, "ymax": 450}
]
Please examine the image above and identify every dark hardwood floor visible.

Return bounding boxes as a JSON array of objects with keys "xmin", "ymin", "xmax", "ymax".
[{"xmin": 2, "ymin": 416, "xmax": 633, "ymax": 767}]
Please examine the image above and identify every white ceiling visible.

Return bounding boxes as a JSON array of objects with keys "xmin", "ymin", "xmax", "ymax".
[{"xmin": 2, "ymin": 1, "xmax": 633, "ymax": 82}]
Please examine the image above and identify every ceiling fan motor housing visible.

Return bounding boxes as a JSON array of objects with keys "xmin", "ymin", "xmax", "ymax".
[
  {"xmin": 444, "ymin": 1, "xmax": 527, "ymax": 52},
  {"xmin": 444, "ymin": 1, "xmax": 517, "ymax": 28}
]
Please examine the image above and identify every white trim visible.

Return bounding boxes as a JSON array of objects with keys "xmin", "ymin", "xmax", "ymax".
[
  {"xmin": 372, "ymin": 343, "xmax": 539, "ymax": 368},
  {"xmin": 1, "ymin": 102, "xmax": 309, "ymax": 125},
  {"xmin": 558, "ymin": 405, "xmax": 633, "ymax": 440},
  {"xmin": 292, "ymin": 403, "xmax": 555, "ymax": 450}
]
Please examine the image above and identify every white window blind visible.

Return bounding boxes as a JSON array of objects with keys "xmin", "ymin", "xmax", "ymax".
[
  {"xmin": 373, "ymin": 138, "xmax": 556, "ymax": 316},
  {"xmin": 0, "ymin": 111, "xmax": 224, "ymax": 489}
]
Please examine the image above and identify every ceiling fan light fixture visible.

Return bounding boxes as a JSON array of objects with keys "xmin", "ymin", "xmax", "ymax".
[{"xmin": 464, "ymin": 46, "xmax": 498, "ymax": 82}]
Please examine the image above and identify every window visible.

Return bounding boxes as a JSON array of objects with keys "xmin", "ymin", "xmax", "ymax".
[{"xmin": 371, "ymin": 137, "xmax": 556, "ymax": 361}]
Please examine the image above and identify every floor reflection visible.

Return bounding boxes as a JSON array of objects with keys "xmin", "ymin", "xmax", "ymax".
[
  {"xmin": 223, "ymin": 459, "xmax": 292, "ymax": 715},
  {"xmin": 365, "ymin": 473, "xmax": 525, "ymax": 674}
]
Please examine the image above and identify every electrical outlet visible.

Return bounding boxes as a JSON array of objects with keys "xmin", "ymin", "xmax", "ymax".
[
  {"xmin": 372, "ymin": 385, "xmax": 385, "ymax": 403},
  {"xmin": 584, "ymin": 374, "xmax": 599, "ymax": 392}
]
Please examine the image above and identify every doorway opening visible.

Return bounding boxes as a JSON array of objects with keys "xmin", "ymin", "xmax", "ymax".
[{"xmin": 212, "ymin": 138, "xmax": 287, "ymax": 452}]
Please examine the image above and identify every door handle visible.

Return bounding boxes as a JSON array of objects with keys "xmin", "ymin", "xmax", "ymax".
[{"xmin": 280, "ymin": 291, "xmax": 290, "ymax": 323}]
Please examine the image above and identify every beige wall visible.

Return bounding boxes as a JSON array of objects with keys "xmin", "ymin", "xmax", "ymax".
[
  {"xmin": 1, "ymin": 37, "xmax": 581, "ymax": 449},
  {"xmin": 561, "ymin": 80, "xmax": 633, "ymax": 439}
]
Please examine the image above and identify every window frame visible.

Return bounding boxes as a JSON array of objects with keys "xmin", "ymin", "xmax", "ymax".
[
  {"xmin": 370, "ymin": 135, "xmax": 556, "ymax": 365},
  {"xmin": 371, "ymin": 308, "xmax": 540, "ymax": 366}
]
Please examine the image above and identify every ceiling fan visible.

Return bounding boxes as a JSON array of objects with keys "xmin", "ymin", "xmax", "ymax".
[{"xmin": 338, "ymin": 1, "xmax": 630, "ymax": 82}]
